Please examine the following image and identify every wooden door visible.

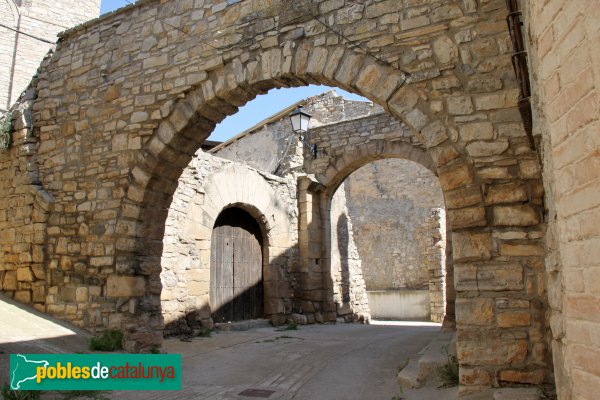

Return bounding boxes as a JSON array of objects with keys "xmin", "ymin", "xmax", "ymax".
[{"xmin": 210, "ymin": 208, "xmax": 264, "ymax": 322}]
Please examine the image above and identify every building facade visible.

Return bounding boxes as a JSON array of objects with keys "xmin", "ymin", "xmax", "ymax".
[{"xmin": 0, "ymin": 0, "xmax": 100, "ymax": 112}]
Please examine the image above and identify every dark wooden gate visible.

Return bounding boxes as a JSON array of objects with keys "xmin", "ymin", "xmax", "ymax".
[{"xmin": 210, "ymin": 207, "xmax": 264, "ymax": 322}]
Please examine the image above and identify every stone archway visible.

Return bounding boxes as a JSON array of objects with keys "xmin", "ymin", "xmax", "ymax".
[
  {"xmin": 0, "ymin": 0, "xmax": 548, "ymax": 392},
  {"xmin": 309, "ymin": 139, "xmax": 449, "ymax": 324},
  {"xmin": 161, "ymin": 161, "xmax": 294, "ymax": 334}
]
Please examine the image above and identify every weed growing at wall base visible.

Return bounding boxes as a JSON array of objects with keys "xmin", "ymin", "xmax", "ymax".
[
  {"xmin": 438, "ymin": 344, "xmax": 459, "ymax": 387},
  {"xmin": 89, "ymin": 330, "xmax": 123, "ymax": 351},
  {"xmin": 0, "ymin": 112, "xmax": 13, "ymax": 149}
]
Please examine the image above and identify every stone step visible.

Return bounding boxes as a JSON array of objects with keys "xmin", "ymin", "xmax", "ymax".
[
  {"xmin": 493, "ymin": 388, "xmax": 542, "ymax": 400},
  {"xmin": 459, "ymin": 386, "xmax": 543, "ymax": 400},
  {"xmin": 397, "ymin": 330, "xmax": 457, "ymax": 389},
  {"xmin": 397, "ymin": 357, "xmax": 422, "ymax": 389},
  {"xmin": 214, "ymin": 319, "xmax": 272, "ymax": 332}
]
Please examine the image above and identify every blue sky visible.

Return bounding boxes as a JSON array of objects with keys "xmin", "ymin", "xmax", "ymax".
[{"xmin": 99, "ymin": 0, "xmax": 368, "ymax": 142}]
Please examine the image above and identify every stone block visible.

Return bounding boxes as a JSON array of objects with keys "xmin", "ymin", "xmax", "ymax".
[
  {"xmin": 473, "ymin": 89, "xmax": 519, "ymax": 110},
  {"xmin": 500, "ymin": 369, "xmax": 544, "ymax": 384},
  {"xmin": 439, "ymin": 162, "xmax": 474, "ymax": 191},
  {"xmin": 188, "ymin": 280, "xmax": 209, "ymax": 296},
  {"xmin": 485, "ymin": 183, "xmax": 527, "ymax": 205},
  {"xmin": 448, "ymin": 206, "xmax": 487, "ymax": 229},
  {"xmin": 466, "ymin": 139, "xmax": 509, "ymax": 157},
  {"xmin": 497, "ymin": 311, "xmax": 531, "ymax": 327},
  {"xmin": 459, "ymin": 121, "xmax": 495, "ymax": 142},
  {"xmin": 3, "ymin": 271, "xmax": 17, "ymax": 291},
  {"xmin": 500, "ymin": 243, "xmax": 545, "ymax": 257},
  {"xmin": 32, "ymin": 284, "xmax": 46, "ymax": 303},
  {"xmin": 60, "ymin": 286, "xmax": 76, "ymax": 302},
  {"xmin": 457, "ymin": 334, "xmax": 528, "ymax": 365},
  {"xmin": 460, "ymin": 367, "xmax": 493, "ymax": 386},
  {"xmin": 389, "ymin": 85, "xmax": 419, "ymax": 116},
  {"xmin": 447, "ymin": 95, "xmax": 474, "ymax": 115},
  {"xmin": 444, "ymin": 185, "xmax": 482, "ymax": 209},
  {"xmin": 454, "ymin": 264, "xmax": 478, "ymax": 291},
  {"xmin": 493, "ymin": 205, "xmax": 540, "ymax": 226},
  {"xmin": 478, "ymin": 263, "xmax": 524, "ymax": 291},
  {"xmin": 456, "ymin": 298, "xmax": 495, "ymax": 326},
  {"xmin": 453, "ymin": 232, "xmax": 492, "ymax": 261},
  {"xmin": 519, "ymin": 159, "xmax": 541, "ymax": 179},
  {"xmin": 433, "ymin": 35, "xmax": 459, "ymax": 64},
  {"xmin": 16, "ymin": 267, "xmax": 34, "ymax": 282},
  {"xmin": 14, "ymin": 290, "xmax": 31, "ymax": 304},
  {"xmin": 106, "ymin": 275, "xmax": 146, "ymax": 297},
  {"xmin": 75, "ymin": 286, "xmax": 88, "ymax": 302}
]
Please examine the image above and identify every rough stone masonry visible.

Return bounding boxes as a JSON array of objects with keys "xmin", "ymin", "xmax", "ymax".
[{"xmin": 0, "ymin": 0, "xmax": 553, "ymax": 396}]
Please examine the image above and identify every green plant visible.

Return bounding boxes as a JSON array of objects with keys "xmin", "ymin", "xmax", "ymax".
[
  {"xmin": 1, "ymin": 384, "xmax": 111, "ymax": 400},
  {"xmin": 198, "ymin": 327, "xmax": 212, "ymax": 338},
  {"xmin": 89, "ymin": 330, "xmax": 123, "ymax": 351},
  {"xmin": 276, "ymin": 322, "xmax": 298, "ymax": 331},
  {"xmin": 390, "ymin": 387, "xmax": 405, "ymax": 400},
  {"xmin": 0, "ymin": 112, "xmax": 13, "ymax": 150},
  {"xmin": 438, "ymin": 344, "xmax": 459, "ymax": 387},
  {"xmin": 1, "ymin": 384, "xmax": 40, "ymax": 400},
  {"xmin": 150, "ymin": 346, "xmax": 161, "ymax": 354}
]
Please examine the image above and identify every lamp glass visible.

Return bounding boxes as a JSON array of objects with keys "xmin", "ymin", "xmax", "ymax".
[{"xmin": 290, "ymin": 106, "xmax": 311, "ymax": 133}]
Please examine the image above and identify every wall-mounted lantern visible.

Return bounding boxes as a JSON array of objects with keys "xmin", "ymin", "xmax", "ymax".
[{"xmin": 289, "ymin": 105, "xmax": 317, "ymax": 158}]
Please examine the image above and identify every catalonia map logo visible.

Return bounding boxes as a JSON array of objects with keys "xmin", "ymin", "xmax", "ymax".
[{"xmin": 10, "ymin": 354, "xmax": 181, "ymax": 391}]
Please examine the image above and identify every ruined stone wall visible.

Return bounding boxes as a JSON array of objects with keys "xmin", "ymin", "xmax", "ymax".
[
  {"xmin": 211, "ymin": 91, "xmax": 375, "ymax": 174},
  {"xmin": 524, "ymin": 2, "xmax": 600, "ymax": 399},
  {"xmin": 0, "ymin": 83, "xmax": 52, "ymax": 313},
  {"xmin": 345, "ymin": 159, "xmax": 444, "ymax": 290},
  {"xmin": 0, "ymin": 0, "xmax": 100, "ymax": 111},
  {"xmin": 330, "ymin": 184, "xmax": 369, "ymax": 322},
  {"xmin": 343, "ymin": 158, "xmax": 446, "ymax": 322}
]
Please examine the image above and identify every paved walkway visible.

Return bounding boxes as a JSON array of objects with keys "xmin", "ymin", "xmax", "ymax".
[
  {"xmin": 0, "ymin": 294, "xmax": 456, "ymax": 399},
  {"xmin": 116, "ymin": 322, "xmax": 444, "ymax": 400}
]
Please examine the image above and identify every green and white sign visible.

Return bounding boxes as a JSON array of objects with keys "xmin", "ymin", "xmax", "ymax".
[{"xmin": 10, "ymin": 354, "xmax": 181, "ymax": 391}]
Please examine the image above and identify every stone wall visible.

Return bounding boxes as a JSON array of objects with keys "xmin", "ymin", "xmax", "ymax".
[
  {"xmin": 0, "ymin": 0, "xmax": 100, "ymax": 112},
  {"xmin": 161, "ymin": 150, "xmax": 299, "ymax": 334},
  {"xmin": 0, "ymin": 0, "xmax": 551, "ymax": 394},
  {"xmin": 211, "ymin": 90, "xmax": 375, "ymax": 174},
  {"xmin": 212, "ymin": 91, "xmax": 376, "ymax": 322},
  {"xmin": 213, "ymin": 92, "xmax": 442, "ymax": 323},
  {"xmin": 524, "ymin": 2, "xmax": 600, "ymax": 399},
  {"xmin": 342, "ymin": 158, "xmax": 446, "ymax": 321},
  {"xmin": 329, "ymin": 184, "xmax": 369, "ymax": 322},
  {"xmin": 345, "ymin": 159, "xmax": 444, "ymax": 290}
]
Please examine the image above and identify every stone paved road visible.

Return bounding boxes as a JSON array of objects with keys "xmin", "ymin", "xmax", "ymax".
[
  {"xmin": 114, "ymin": 321, "xmax": 442, "ymax": 400},
  {"xmin": 0, "ymin": 294, "xmax": 449, "ymax": 399}
]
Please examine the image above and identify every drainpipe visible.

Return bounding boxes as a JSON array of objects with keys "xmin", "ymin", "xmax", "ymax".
[
  {"xmin": 505, "ymin": 0, "xmax": 536, "ymax": 151},
  {"xmin": 7, "ymin": 12, "xmax": 22, "ymax": 111}
]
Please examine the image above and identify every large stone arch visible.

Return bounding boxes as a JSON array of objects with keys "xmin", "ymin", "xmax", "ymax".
[
  {"xmin": 309, "ymin": 140, "xmax": 449, "ymax": 323},
  {"xmin": 317, "ymin": 141, "xmax": 436, "ymax": 192},
  {"xmin": 0, "ymin": 0, "xmax": 549, "ymax": 393}
]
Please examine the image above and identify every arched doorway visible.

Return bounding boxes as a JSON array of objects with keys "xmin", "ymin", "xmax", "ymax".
[{"xmin": 210, "ymin": 207, "xmax": 264, "ymax": 323}]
